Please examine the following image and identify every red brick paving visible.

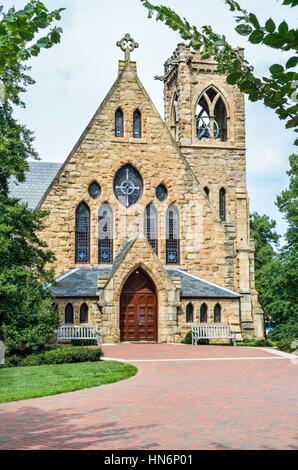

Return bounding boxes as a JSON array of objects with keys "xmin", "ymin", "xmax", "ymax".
[
  {"xmin": 0, "ymin": 344, "xmax": 297, "ymax": 450},
  {"xmin": 102, "ymin": 343, "xmax": 277, "ymax": 360}
]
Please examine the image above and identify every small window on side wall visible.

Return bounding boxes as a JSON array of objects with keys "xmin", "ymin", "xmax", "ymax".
[
  {"xmin": 133, "ymin": 109, "xmax": 141, "ymax": 138},
  {"xmin": 200, "ymin": 303, "xmax": 208, "ymax": 323},
  {"xmin": 65, "ymin": 303, "xmax": 74, "ymax": 324},
  {"xmin": 80, "ymin": 303, "xmax": 88, "ymax": 323},
  {"xmin": 186, "ymin": 303, "xmax": 194, "ymax": 323},
  {"xmin": 214, "ymin": 303, "xmax": 221, "ymax": 323},
  {"xmin": 115, "ymin": 108, "xmax": 123, "ymax": 137},
  {"xmin": 219, "ymin": 188, "xmax": 226, "ymax": 221}
]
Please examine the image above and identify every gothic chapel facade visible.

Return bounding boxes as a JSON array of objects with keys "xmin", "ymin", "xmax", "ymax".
[{"xmin": 10, "ymin": 36, "xmax": 264, "ymax": 343}]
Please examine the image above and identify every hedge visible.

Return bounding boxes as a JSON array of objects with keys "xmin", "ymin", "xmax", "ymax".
[{"xmin": 2, "ymin": 347, "xmax": 103, "ymax": 368}]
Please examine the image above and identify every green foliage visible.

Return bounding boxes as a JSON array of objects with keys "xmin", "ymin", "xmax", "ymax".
[
  {"xmin": 181, "ymin": 330, "xmax": 209, "ymax": 345},
  {"xmin": 249, "ymin": 155, "xmax": 298, "ymax": 330},
  {"xmin": 240, "ymin": 339, "xmax": 272, "ymax": 347},
  {"xmin": 0, "ymin": 2, "xmax": 64, "ymax": 356},
  {"xmin": 140, "ymin": 0, "xmax": 298, "ymax": 143},
  {"xmin": 2, "ymin": 346, "xmax": 103, "ymax": 368},
  {"xmin": 0, "ymin": 1, "xmax": 65, "ymax": 72},
  {"xmin": 268, "ymin": 321, "xmax": 298, "ymax": 340},
  {"xmin": 275, "ymin": 338, "xmax": 297, "ymax": 352},
  {"xmin": 181, "ymin": 330, "xmax": 192, "ymax": 344},
  {"xmin": 276, "ymin": 154, "xmax": 298, "ymax": 252},
  {"xmin": 0, "ymin": 193, "xmax": 59, "ymax": 356},
  {"xmin": 250, "ymin": 211, "xmax": 279, "ymax": 271}
]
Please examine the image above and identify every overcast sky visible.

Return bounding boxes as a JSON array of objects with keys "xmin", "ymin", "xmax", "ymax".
[{"xmin": 3, "ymin": 0, "xmax": 297, "ymax": 237}]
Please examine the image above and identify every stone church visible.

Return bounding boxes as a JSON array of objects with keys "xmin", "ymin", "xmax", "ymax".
[{"xmin": 10, "ymin": 35, "xmax": 264, "ymax": 343}]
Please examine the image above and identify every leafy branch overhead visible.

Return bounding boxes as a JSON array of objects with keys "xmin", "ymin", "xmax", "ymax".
[
  {"xmin": 0, "ymin": 1, "xmax": 65, "ymax": 71},
  {"xmin": 140, "ymin": 0, "xmax": 298, "ymax": 144}
]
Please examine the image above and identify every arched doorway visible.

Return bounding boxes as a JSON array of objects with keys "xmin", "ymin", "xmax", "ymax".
[{"xmin": 120, "ymin": 268, "xmax": 158, "ymax": 342}]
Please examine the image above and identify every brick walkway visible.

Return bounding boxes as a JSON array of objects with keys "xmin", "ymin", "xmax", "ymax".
[{"xmin": 0, "ymin": 344, "xmax": 297, "ymax": 450}]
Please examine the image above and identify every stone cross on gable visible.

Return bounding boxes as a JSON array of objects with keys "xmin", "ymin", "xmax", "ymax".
[{"xmin": 117, "ymin": 33, "xmax": 139, "ymax": 63}]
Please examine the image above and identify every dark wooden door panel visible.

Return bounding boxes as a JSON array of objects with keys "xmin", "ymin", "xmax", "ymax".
[{"xmin": 120, "ymin": 269, "xmax": 157, "ymax": 342}]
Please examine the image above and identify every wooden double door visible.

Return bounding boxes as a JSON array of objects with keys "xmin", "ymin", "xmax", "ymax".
[{"xmin": 120, "ymin": 269, "xmax": 158, "ymax": 342}]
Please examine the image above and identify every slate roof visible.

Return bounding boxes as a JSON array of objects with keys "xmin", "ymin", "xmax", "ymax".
[
  {"xmin": 50, "ymin": 267, "xmax": 112, "ymax": 298},
  {"xmin": 49, "ymin": 266, "xmax": 240, "ymax": 299},
  {"xmin": 166, "ymin": 268, "xmax": 241, "ymax": 299},
  {"xmin": 9, "ymin": 162, "xmax": 62, "ymax": 209}
]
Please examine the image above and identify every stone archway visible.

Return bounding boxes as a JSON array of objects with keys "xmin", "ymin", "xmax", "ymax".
[{"xmin": 120, "ymin": 268, "xmax": 158, "ymax": 342}]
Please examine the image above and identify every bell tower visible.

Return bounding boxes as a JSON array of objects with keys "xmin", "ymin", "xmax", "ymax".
[{"xmin": 160, "ymin": 44, "xmax": 264, "ymax": 339}]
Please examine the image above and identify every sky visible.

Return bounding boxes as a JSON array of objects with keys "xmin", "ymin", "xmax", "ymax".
[{"xmin": 2, "ymin": 0, "xmax": 297, "ymax": 238}]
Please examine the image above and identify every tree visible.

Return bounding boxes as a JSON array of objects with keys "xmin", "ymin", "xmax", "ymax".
[
  {"xmin": 275, "ymin": 154, "xmax": 298, "ymax": 316},
  {"xmin": 249, "ymin": 213, "xmax": 284, "ymax": 324},
  {"xmin": 250, "ymin": 211, "xmax": 280, "ymax": 272},
  {"xmin": 250, "ymin": 156, "xmax": 298, "ymax": 330},
  {"xmin": 0, "ymin": 1, "xmax": 64, "ymax": 356},
  {"xmin": 140, "ymin": 0, "xmax": 298, "ymax": 144}
]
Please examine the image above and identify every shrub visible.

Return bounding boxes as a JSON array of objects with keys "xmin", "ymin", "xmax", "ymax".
[
  {"xmin": 276, "ymin": 339, "xmax": 297, "ymax": 353},
  {"xmin": 241, "ymin": 339, "xmax": 272, "ymax": 347},
  {"xmin": 267, "ymin": 322, "xmax": 298, "ymax": 341},
  {"xmin": 181, "ymin": 330, "xmax": 209, "ymax": 345},
  {"xmin": 2, "ymin": 347, "xmax": 103, "ymax": 368}
]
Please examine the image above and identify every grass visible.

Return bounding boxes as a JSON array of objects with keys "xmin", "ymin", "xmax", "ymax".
[{"xmin": 0, "ymin": 360, "xmax": 137, "ymax": 404}]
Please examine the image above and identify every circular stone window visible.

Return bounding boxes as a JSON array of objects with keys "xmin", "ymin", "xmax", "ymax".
[
  {"xmin": 113, "ymin": 165, "xmax": 142, "ymax": 208},
  {"xmin": 156, "ymin": 184, "xmax": 168, "ymax": 202},
  {"xmin": 88, "ymin": 182, "xmax": 101, "ymax": 200}
]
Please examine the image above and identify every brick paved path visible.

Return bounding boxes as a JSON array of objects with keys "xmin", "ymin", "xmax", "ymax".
[{"xmin": 0, "ymin": 344, "xmax": 297, "ymax": 450}]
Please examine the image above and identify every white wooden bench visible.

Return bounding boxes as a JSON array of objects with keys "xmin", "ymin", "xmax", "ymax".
[
  {"xmin": 55, "ymin": 326, "xmax": 100, "ymax": 346},
  {"xmin": 192, "ymin": 324, "xmax": 236, "ymax": 346}
]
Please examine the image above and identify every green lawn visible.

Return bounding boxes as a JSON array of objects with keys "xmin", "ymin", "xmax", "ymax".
[{"xmin": 0, "ymin": 361, "xmax": 137, "ymax": 403}]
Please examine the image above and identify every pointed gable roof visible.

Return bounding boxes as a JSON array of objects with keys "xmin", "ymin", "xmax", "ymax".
[{"xmin": 37, "ymin": 55, "xmax": 218, "ymax": 222}]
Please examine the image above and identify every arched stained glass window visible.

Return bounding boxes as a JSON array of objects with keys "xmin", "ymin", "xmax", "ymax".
[
  {"xmin": 80, "ymin": 303, "xmax": 88, "ymax": 323},
  {"xmin": 98, "ymin": 204, "xmax": 113, "ymax": 264},
  {"xmin": 65, "ymin": 303, "xmax": 74, "ymax": 324},
  {"xmin": 186, "ymin": 303, "xmax": 194, "ymax": 323},
  {"xmin": 166, "ymin": 205, "xmax": 180, "ymax": 264},
  {"xmin": 214, "ymin": 303, "xmax": 221, "ymax": 323},
  {"xmin": 115, "ymin": 108, "xmax": 123, "ymax": 137},
  {"xmin": 133, "ymin": 109, "xmax": 141, "ymax": 138},
  {"xmin": 219, "ymin": 187, "xmax": 226, "ymax": 222},
  {"xmin": 200, "ymin": 303, "xmax": 208, "ymax": 323},
  {"xmin": 75, "ymin": 202, "xmax": 90, "ymax": 263},
  {"xmin": 144, "ymin": 204, "xmax": 158, "ymax": 254}
]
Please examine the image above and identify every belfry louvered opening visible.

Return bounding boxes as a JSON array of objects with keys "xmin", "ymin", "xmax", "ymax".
[{"xmin": 196, "ymin": 87, "xmax": 228, "ymax": 142}]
